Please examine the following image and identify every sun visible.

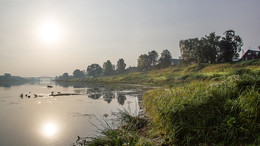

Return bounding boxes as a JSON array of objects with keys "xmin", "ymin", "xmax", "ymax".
[{"xmin": 37, "ymin": 21, "xmax": 62, "ymax": 43}]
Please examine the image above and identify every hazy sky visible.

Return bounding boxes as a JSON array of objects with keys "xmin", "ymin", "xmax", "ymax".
[{"xmin": 0, "ymin": 0, "xmax": 259, "ymax": 77}]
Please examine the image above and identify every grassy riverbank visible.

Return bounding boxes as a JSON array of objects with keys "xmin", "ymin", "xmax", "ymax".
[
  {"xmin": 59, "ymin": 60, "xmax": 260, "ymax": 86},
  {"xmin": 74, "ymin": 60, "xmax": 260, "ymax": 145}
]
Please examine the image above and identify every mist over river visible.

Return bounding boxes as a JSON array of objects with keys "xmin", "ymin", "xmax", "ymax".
[{"xmin": 0, "ymin": 80, "xmax": 150, "ymax": 146}]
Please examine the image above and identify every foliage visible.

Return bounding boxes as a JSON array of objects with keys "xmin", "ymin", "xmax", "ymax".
[
  {"xmin": 158, "ymin": 49, "xmax": 172, "ymax": 68},
  {"xmin": 179, "ymin": 38, "xmax": 200, "ymax": 64},
  {"xmin": 180, "ymin": 30, "xmax": 243, "ymax": 65},
  {"xmin": 218, "ymin": 30, "xmax": 243, "ymax": 62},
  {"xmin": 87, "ymin": 64, "xmax": 103, "ymax": 77},
  {"xmin": 74, "ymin": 110, "xmax": 150, "ymax": 146},
  {"xmin": 148, "ymin": 50, "xmax": 158, "ymax": 66},
  {"xmin": 200, "ymin": 32, "xmax": 220, "ymax": 63},
  {"xmin": 73, "ymin": 69, "xmax": 85, "ymax": 78},
  {"xmin": 103, "ymin": 60, "xmax": 114, "ymax": 76},
  {"xmin": 116, "ymin": 58, "xmax": 126, "ymax": 74},
  {"xmin": 143, "ymin": 74, "xmax": 260, "ymax": 145},
  {"xmin": 137, "ymin": 50, "xmax": 159, "ymax": 71},
  {"xmin": 137, "ymin": 54, "xmax": 150, "ymax": 71},
  {"xmin": 117, "ymin": 109, "xmax": 148, "ymax": 131}
]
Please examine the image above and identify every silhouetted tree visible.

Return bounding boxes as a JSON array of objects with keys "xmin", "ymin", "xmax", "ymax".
[
  {"xmin": 158, "ymin": 49, "xmax": 172, "ymax": 68},
  {"xmin": 73, "ymin": 69, "xmax": 84, "ymax": 78},
  {"xmin": 148, "ymin": 50, "xmax": 158, "ymax": 66},
  {"xmin": 116, "ymin": 58, "xmax": 126, "ymax": 74},
  {"xmin": 179, "ymin": 38, "xmax": 199, "ymax": 65},
  {"xmin": 103, "ymin": 60, "xmax": 114, "ymax": 76},
  {"xmin": 200, "ymin": 32, "xmax": 221, "ymax": 63},
  {"xmin": 218, "ymin": 30, "xmax": 243, "ymax": 62},
  {"xmin": 87, "ymin": 64, "xmax": 103, "ymax": 77},
  {"xmin": 137, "ymin": 54, "xmax": 149, "ymax": 71}
]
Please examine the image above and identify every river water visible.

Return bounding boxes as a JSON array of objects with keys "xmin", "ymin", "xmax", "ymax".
[{"xmin": 0, "ymin": 80, "xmax": 150, "ymax": 146}]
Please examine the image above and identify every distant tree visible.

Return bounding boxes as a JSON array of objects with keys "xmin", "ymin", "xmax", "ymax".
[
  {"xmin": 73, "ymin": 69, "xmax": 85, "ymax": 78},
  {"xmin": 63, "ymin": 73, "xmax": 69, "ymax": 78},
  {"xmin": 218, "ymin": 30, "xmax": 243, "ymax": 62},
  {"xmin": 200, "ymin": 32, "xmax": 221, "ymax": 63},
  {"xmin": 87, "ymin": 64, "xmax": 103, "ymax": 77},
  {"xmin": 103, "ymin": 60, "xmax": 114, "ymax": 76},
  {"xmin": 126, "ymin": 66, "xmax": 137, "ymax": 72},
  {"xmin": 158, "ymin": 49, "xmax": 172, "ymax": 68},
  {"xmin": 179, "ymin": 38, "xmax": 200, "ymax": 65},
  {"xmin": 61, "ymin": 72, "xmax": 69, "ymax": 79},
  {"xmin": 116, "ymin": 58, "xmax": 126, "ymax": 74},
  {"xmin": 148, "ymin": 50, "xmax": 158, "ymax": 66},
  {"xmin": 137, "ymin": 54, "xmax": 149, "ymax": 71}
]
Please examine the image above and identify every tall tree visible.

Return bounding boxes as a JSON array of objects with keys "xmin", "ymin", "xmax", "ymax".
[
  {"xmin": 103, "ymin": 60, "xmax": 114, "ymax": 76},
  {"xmin": 87, "ymin": 64, "xmax": 103, "ymax": 77},
  {"xmin": 137, "ymin": 54, "xmax": 149, "ymax": 71},
  {"xmin": 116, "ymin": 58, "xmax": 126, "ymax": 74},
  {"xmin": 148, "ymin": 50, "xmax": 158, "ymax": 66},
  {"xmin": 218, "ymin": 30, "xmax": 243, "ymax": 62},
  {"xmin": 179, "ymin": 38, "xmax": 200, "ymax": 65},
  {"xmin": 73, "ymin": 69, "xmax": 85, "ymax": 78},
  {"xmin": 200, "ymin": 32, "xmax": 221, "ymax": 63},
  {"xmin": 158, "ymin": 49, "xmax": 172, "ymax": 68}
]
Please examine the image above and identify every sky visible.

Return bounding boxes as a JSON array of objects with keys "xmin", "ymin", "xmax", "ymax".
[{"xmin": 0, "ymin": 0, "xmax": 259, "ymax": 77}]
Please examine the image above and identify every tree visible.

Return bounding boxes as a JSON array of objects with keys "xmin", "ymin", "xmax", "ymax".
[
  {"xmin": 148, "ymin": 50, "xmax": 158, "ymax": 66},
  {"xmin": 87, "ymin": 64, "xmax": 103, "ymax": 77},
  {"xmin": 116, "ymin": 58, "xmax": 126, "ymax": 74},
  {"xmin": 179, "ymin": 38, "xmax": 200, "ymax": 65},
  {"xmin": 218, "ymin": 30, "xmax": 243, "ymax": 62},
  {"xmin": 200, "ymin": 32, "xmax": 221, "ymax": 63},
  {"xmin": 137, "ymin": 54, "xmax": 149, "ymax": 71},
  {"xmin": 158, "ymin": 49, "xmax": 172, "ymax": 68},
  {"xmin": 63, "ymin": 73, "xmax": 69, "ymax": 78},
  {"xmin": 103, "ymin": 60, "xmax": 114, "ymax": 76},
  {"xmin": 73, "ymin": 69, "xmax": 85, "ymax": 78}
]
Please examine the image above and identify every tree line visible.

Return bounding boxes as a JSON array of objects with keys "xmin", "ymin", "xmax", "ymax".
[
  {"xmin": 57, "ymin": 29, "xmax": 244, "ymax": 80},
  {"xmin": 180, "ymin": 30, "xmax": 243, "ymax": 64},
  {"xmin": 57, "ymin": 49, "xmax": 174, "ymax": 80}
]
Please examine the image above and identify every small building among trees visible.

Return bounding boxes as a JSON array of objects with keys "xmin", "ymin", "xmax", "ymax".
[{"xmin": 240, "ymin": 49, "xmax": 260, "ymax": 61}]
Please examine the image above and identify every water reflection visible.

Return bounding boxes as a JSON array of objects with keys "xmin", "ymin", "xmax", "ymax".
[
  {"xmin": 103, "ymin": 92, "xmax": 115, "ymax": 103},
  {"xmin": 42, "ymin": 122, "xmax": 58, "ymax": 137},
  {"xmin": 0, "ymin": 81, "xmax": 155, "ymax": 146},
  {"xmin": 117, "ymin": 93, "xmax": 126, "ymax": 105}
]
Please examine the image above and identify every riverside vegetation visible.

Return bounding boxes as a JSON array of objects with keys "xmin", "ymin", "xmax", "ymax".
[{"xmin": 73, "ymin": 60, "xmax": 260, "ymax": 145}]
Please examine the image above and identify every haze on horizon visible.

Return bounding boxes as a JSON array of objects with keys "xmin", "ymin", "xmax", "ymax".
[{"xmin": 0, "ymin": 0, "xmax": 259, "ymax": 77}]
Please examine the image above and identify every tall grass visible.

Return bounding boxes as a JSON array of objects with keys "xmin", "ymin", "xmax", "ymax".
[
  {"xmin": 143, "ymin": 74, "xmax": 260, "ymax": 145},
  {"xmin": 74, "ymin": 110, "xmax": 150, "ymax": 146}
]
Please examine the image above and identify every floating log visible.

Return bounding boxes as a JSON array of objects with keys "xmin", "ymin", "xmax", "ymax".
[{"xmin": 49, "ymin": 93, "xmax": 81, "ymax": 96}]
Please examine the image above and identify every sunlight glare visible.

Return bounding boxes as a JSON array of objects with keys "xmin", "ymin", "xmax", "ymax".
[
  {"xmin": 42, "ymin": 122, "xmax": 58, "ymax": 137},
  {"xmin": 37, "ymin": 21, "xmax": 62, "ymax": 43}
]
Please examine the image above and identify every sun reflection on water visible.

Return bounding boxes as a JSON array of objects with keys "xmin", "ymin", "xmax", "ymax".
[{"xmin": 42, "ymin": 122, "xmax": 58, "ymax": 137}]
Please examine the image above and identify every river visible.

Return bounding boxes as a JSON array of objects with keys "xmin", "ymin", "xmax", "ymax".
[{"xmin": 0, "ymin": 80, "xmax": 150, "ymax": 146}]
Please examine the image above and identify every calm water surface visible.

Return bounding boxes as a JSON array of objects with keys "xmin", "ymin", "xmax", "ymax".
[{"xmin": 0, "ymin": 81, "xmax": 150, "ymax": 146}]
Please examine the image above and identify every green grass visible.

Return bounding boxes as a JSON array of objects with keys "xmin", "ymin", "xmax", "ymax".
[
  {"xmin": 72, "ymin": 60, "xmax": 260, "ymax": 145},
  {"xmin": 74, "ymin": 110, "xmax": 153, "ymax": 146},
  {"xmin": 92, "ymin": 61, "xmax": 260, "ymax": 86},
  {"xmin": 143, "ymin": 73, "xmax": 260, "ymax": 145}
]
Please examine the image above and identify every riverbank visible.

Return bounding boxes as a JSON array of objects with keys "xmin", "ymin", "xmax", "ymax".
[
  {"xmin": 57, "ymin": 60, "xmax": 260, "ymax": 86},
  {"xmin": 74, "ymin": 60, "xmax": 260, "ymax": 145}
]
